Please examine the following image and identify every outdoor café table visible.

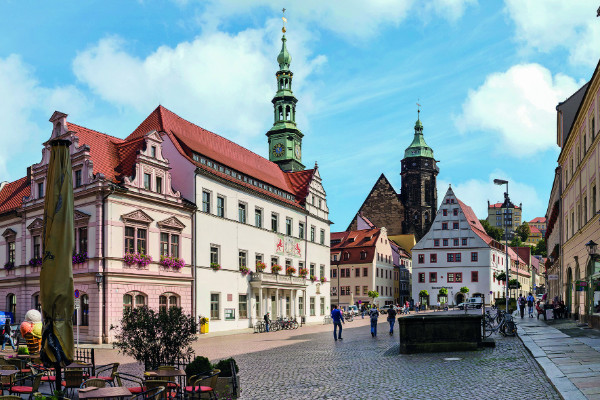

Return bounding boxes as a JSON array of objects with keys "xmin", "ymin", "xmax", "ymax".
[
  {"xmin": 78, "ymin": 386, "xmax": 132, "ymax": 399},
  {"xmin": 145, "ymin": 369, "xmax": 186, "ymax": 396}
]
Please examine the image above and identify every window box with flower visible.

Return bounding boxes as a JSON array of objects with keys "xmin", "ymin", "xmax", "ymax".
[
  {"xmin": 299, "ymin": 268, "xmax": 308, "ymax": 278},
  {"xmin": 72, "ymin": 251, "xmax": 88, "ymax": 265},
  {"xmin": 210, "ymin": 262, "xmax": 221, "ymax": 271},
  {"xmin": 4, "ymin": 261, "xmax": 15, "ymax": 271},
  {"xmin": 271, "ymin": 264, "xmax": 282, "ymax": 274},
  {"xmin": 256, "ymin": 261, "xmax": 266, "ymax": 273},
  {"xmin": 286, "ymin": 266, "xmax": 296, "ymax": 276},
  {"xmin": 309, "ymin": 275, "xmax": 317, "ymax": 282},
  {"xmin": 320, "ymin": 277, "xmax": 327, "ymax": 283},
  {"xmin": 28, "ymin": 257, "xmax": 43, "ymax": 267},
  {"xmin": 124, "ymin": 252, "xmax": 152, "ymax": 268},
  {"xmin": 239, "ymin": 266, "xmax": 251, "ymax": 276},
  {"xmin": 160, "ymin": 255, "xmax": 185, "ymax": 270}
]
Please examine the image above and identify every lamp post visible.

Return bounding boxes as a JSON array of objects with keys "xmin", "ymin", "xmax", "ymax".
[
  {"xmin": 95, "ymin": 272, "xmax": 103, "ymax": 290},
  {"xmin": 494, "ymin": 179, "xmax": 510, "ymax": 312}
]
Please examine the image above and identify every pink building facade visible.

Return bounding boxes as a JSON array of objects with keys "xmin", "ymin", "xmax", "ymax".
[{"xmin": 0, "ymin": 112, "xmax": 194, "ymax": 343}]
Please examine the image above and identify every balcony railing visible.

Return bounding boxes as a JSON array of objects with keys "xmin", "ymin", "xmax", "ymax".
[{"xmin": 250, "ymin": 272, "xmax": 307, "ymax": 287}]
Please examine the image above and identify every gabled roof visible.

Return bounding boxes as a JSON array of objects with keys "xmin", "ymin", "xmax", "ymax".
[
  {"xmin": 489, "ymin": 202, "xmax": 521, "ymax": 209},
  {"xmin": 68, "ymin": 123, "xmax": 124, "ymax": 182},
  {"xmin": 529, "ymin": 217, "xmax": 546, "ymax": 224},
  {"xmin": 529, "ymin": 226, "xmax": 541, "ymax": 235},
  {"xmin": 285, "ymin": 169, "xmax": 315, "ymax": 204},
  {"xmin": 331, "ymin": 228, "xmax": 381, "ymax": 249},
  {"xmin": 0, "ymin": 177, "xmax": 30, "ymax": 214}
]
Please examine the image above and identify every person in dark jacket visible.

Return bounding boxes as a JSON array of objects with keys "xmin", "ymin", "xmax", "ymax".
[
  {"xmin": 331, "ymin": 305, "xmax": 344, "ymax": 341},
  {"xmin": 264, "ymin": 312, "xmax": 271, "ymax": 332},
  {"xmin": 387, "ymin": 307, "xmax": 397, "ymax": 335},
  {"xmin": 1, "ymin": 319, "xmax": 15, "ymax": 351},
  {"xmin": 369, "ymin": 307, "xmax": 379, "ymax": 337}
]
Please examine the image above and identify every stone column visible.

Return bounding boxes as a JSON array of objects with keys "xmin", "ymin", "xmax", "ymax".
[
  {"xmin": 291, "ymin": 289, "xmax": 296, "ymax": 318},
  {"xmin": 276, "ymin": 288, "xmax": 280, "ymax": 318}
]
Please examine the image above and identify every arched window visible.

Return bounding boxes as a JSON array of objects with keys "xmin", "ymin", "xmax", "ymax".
[
  {"xmin": 135, "ymin": 294, "xmax": 146, "ymax": 307},
  {"xmin": 123, "ymin": 294, "xmax": 132, "ymax": 314},
  {"xmin": 81, "ymin": 294, "xmax": 89, "ymax": 326},
  {"xmin": 278, "ymin": 106, "xmax": 283, "ymax": 121},
  {"xmin": 169, "ymin": 295, "xmax": 178, "ymax": 308},
  {"xmin": 285, "ymin": 105, "xmax": 291, "ymax": 120},
  {"xmin": 6, "ymin": 294, "xmax": 16, "ymax": 316},
  {"xmin": 160, "ymin": 293, "xmax": 179, "ymax": 312},
  {"xmin": 159, "ymin": 295, "xmax": 167, "ymax": 312}
]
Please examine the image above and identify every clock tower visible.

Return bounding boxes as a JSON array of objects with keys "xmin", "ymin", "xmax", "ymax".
[
  {"xmin": 401, "ymin": 112, "xmax": 438, "ymax": 240},
  {"xmin": 266, "ymin": 30, "xmax": 305, "ymax": 172}
]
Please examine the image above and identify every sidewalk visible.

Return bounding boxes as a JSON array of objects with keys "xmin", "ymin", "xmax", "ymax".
[{"xmin": 517, "ymin": 313, "xmax": 600, "ymax": 400}]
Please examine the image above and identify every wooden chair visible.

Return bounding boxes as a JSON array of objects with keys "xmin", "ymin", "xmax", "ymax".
[
  {"xmin": 61, "ymin": 368, "xmax": 83, "ymax": 397},
  {"xmin": 144, "ymin": 379, "xmax": 174, "ymax": 400},
  {"xmin": 184, "ymin": 370, "xmax": 220, "ymax": 400},
  {"xmin": 30, "ymin": 364, "xmax": 55, "ymax": 392},
  {"xmin": 113, "ymin": 372, "xmax": 146, "ymax": 395},
  {"xmin": 0, "ymin": 365, "xmax": 18, "ymax": 395},
  {"xmin": 9, "ymin": 373, "xmax": 43, "ymax": 400},
  {"xmin": 80, "ymin": 378, "xmax": 107, "ymax": 389}
]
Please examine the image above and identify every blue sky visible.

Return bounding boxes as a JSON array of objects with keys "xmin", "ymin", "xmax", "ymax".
[{"xmin": 1, "ymin": 0, "xmax": 599, "ymax": 229}]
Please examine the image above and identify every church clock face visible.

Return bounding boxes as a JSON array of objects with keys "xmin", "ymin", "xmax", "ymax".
[
  {"xmin": 273, "ymin": 143, "xmax": 285, "ymax": 157},
  {"xmin": 294, "ymin": 144, "xmax": 301, "ymax": 159}
]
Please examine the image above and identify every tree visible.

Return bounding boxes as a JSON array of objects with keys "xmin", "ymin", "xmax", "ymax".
[
  {"xmin": 509, "ymin": 236, "xmax": 523, "ymax": 247},
  {"xmin": 438, "ymin": 288, "xmax": 448, "ymax": 304},
  {"xmin": 495, "ymin": 271, "xmax": 506, "ymax": 282},
  {"xmin": 367, "ymin": 290, "xmax": 379, "ymax": 304},
  {"xmin": 515, "ymin": 222, "xmax": 531, "ymax": 243},
  {"xmin": 419, "ymin": 289, "xmax": 429, "ymax": 298},
  {"xmin": 460, "ymin": 286, "xmax": 469, "ymax": 294},
  {"xmin": 508, "ymin": 279, "xmax": 521, "ymax": 289},
  {"xmin": 112, "ymin": 306, "xmax": 197, "ymax": 370},
  {"xmin": 533, "ymin": 238, "xmax": 547, "ymax": 257},
  {"xmin": 479, "ymin": 219, "xmax": 503, "ymax": 241}
]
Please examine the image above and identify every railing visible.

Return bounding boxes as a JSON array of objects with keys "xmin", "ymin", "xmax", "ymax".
[
  {"xmin": 74, "ymin": 347, "xmax": 96, "ymax": 376},
  {"xmin": 251, "ymin": 272, "xmax": 307, "ymax": 286}
]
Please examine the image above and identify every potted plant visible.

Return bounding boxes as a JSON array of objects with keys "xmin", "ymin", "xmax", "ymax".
[
  {"xmin": 419, "ymin": 289, "xmax": 429, "ymax": 309},
  {"xmin": 160, "ymin": 255, "xmax": 185, "ymax": 270},
  {"xmin": 123, "ymin": 252, "xmax": 152, "ymax": 267},
  {"xmin": 239, "ymin": 266, "xmax": 251, "ymax": 276},
  {"xmin": 213, "ymin": 358, "xmax": 240, "ymax": 398},
  {"xmin": 4, "ymin": 261, "xmax": 15, "ymax": 270},
  {"xmin": 271, "ymin": 264, "xmax": 282, "ymax": 274},
  {"xmin": 72, "ymin": 251, "xmax": 88, "ymax": 265},
  {"xmin": 28, "ymin": 257, "xmax": 42, "ymax": 267},
  {"xmin": 299, "ymin": 268, "xmax": 308, "ymax": 278},
  {"xmin": 210, "ymin": 262, "xmax": 221, "ymax": 271},
  {"xmin": 256, "ymin": 261, "xmax": 266, "ymax": 273},
  {"xmin": 438, "ymin": 288, "xmax": 448, "ymax": 308},
  {"xmin": 309, "ymin": 275, "xmax": 317, "ymax": 282},
  {"xmin": 286, "ymin": 266, "xmax": 296, "ymax": 276},
  {"xmin": 199, "ymin": 317, "xmax": 209, "ymax": 334},
  {"xmin": 320, "ymin": 276, "xmax": 327, "ymax": 283}
]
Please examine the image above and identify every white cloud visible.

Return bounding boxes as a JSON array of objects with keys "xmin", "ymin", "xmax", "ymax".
[
  {"xmin": 72, "ymin": 20, "xmax": 326, "ymax": 146},
  {"xmin": 439, "ymin": 171, "xmax": 544, "ymax": 221},
  {"xmin": 196, "ymin": 0, "xmax": 476, "ymax": 40},
  {"xmin": 455, "ymin": 63, "xmax": 582, "ymax": 156},
  {"xmin": 0, "ymin": 55, "xmax": 88, "ymax": 180},
  {"xmin": 505, "ymin": 0, "xmax": 600, "ymax": 67}
]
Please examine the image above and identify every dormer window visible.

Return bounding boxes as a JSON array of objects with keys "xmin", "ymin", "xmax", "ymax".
[
  {"xmin": 74, "ymin": 170, "xmax": 82, "ymax": 188},
  {"xmin": 151, "ymin": 146, "xmax": 157, "ymax": 158},
  {"xmin": 144, "ymin": 173, "xmax": 151, "ymax": 190},
  {"xmin": 38, "ymin": 182, "xmax": 44, "ymax": 199},
  {"xmin": 156, "ymin": 176, "xmax": 163, "ymax": 194}
]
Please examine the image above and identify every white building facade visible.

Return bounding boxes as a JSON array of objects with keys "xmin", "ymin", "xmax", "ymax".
[{"xmin": 412, "ymin": 187, "xmax": 507, "ymax": 306}]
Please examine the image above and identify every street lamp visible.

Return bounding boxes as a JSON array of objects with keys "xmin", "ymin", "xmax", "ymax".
[
  {"xmin": 494, "ymin": 178, "xmax": 510, "ymax": 313},
  {"xmin": 586, "ymin": 240, "xmax": 598, "ymax": 257},
  {"xmin": 95, "ymin": 272, "xmax": 103, "ymax": 289}
]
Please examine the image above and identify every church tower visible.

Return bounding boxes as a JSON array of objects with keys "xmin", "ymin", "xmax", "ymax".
[
  {"xmin": 266, "ymin": 25, "xmax": 305, "ymax": 172},
  {"xmin": 401, "ymin": 111, "xmax": 438, "ymax": 240}
]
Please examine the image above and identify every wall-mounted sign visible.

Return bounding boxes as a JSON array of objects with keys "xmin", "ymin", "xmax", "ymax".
[
  {"xmin": 548, "ymin": 275, "xmax": 558, "ymax": 281},
  {"xmin": 224, "ymin": 308, "xmax": 235, "ymax": 321},
  {"xmin": 575, "ymin": 280, "xmax": 588, "ymax": 292},
  {"xmin": 275, "ymin": 235, "xmax": 302, "ymax": 258}
]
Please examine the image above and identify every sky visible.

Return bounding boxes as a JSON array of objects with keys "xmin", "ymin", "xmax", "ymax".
[{"xmin": 1, "ymin": 0, "xmax": 599, "ymax": 230}]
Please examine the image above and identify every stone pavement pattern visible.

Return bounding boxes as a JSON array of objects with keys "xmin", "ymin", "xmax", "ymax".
[{"xmin": 518, "ymin": 315, "xmax": 600, "ymax": 400}]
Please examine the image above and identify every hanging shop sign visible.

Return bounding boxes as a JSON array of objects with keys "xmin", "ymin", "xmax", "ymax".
[{"xmin": 575, "ymin": 280, "xmax": 588, "ymax": 292}]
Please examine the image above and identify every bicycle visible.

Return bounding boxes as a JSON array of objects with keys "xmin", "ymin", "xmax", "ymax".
[
  {"xmin": 483, "ymin": 310, "xmax": 517, "ymax": 337},
  {"xmin": 254, "ymin": 321, "xmax": 265, "ymax": 333},
  {"xmin": 344, "ymin": 313, "xmax": 354, "ymax": 322}
]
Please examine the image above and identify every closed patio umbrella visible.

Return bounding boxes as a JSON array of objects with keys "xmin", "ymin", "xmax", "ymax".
[{"xmin": 40, "ymin": 139, "xmax": 74, "ymax": 379}]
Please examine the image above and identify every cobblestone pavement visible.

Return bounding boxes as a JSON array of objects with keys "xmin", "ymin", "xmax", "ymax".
[{"xmin": 88, "ymin": 315, "xmax": 559, "ymax": 400}]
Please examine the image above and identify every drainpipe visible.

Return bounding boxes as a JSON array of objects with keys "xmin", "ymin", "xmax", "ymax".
[
  {"xmin": 192, "ymin": 182, "xmax": 197, "ymax": 323},
  {"xmin": 557, "ymin": 166, "xmax": 564, "ymax": 307},
  {"xmin": 101, "ymin": 183, "xmax": 115, "ymax": 344}
]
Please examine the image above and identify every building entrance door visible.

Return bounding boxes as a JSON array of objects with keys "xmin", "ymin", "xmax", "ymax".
[
  {"xmin": 271, "ymin": 295, "xmax": 276, "ymax": 316},
  {"xmin": 456, "ymin": 293, "xmax": 465, "ymax": 304}
]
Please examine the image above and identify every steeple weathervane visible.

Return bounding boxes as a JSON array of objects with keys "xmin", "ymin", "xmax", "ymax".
[
  {"xmin": 416, "ymin": 100, "xmax": 421, "ymax": 120},
  {"xmin": 282, "ymin": 8, "xmax": 287, "ymax": 33}
]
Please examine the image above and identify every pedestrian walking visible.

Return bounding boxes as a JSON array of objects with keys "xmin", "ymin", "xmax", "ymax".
[
  {"xmin": 1, "ymin": 318, "xmax": 15, "ymax": 351},
  {"xmin": 264, "ymin": 312, "xmax": 271, "ymax": 332},
  {"xmin": 415, "ymin": 301, "xmax": 420, "ymax": 313},
  {"xmin": 387, "ymin": 306, "xmax": 397, "ymax": 335},
  {"xmin": 361, "ymin": 305, "xmax": 365, "ymax": 319},
  {"xmin": 526, "ymin": 292, "xmax": 535, "ymax": 318},
  {"xmin": 369, "ymin": 307, "xmax": 379, "ymax": 337},
  {"xmin": 519, "ymin": 295, "xmax": 526, "ymax": 319},
  {"xmin": 331, "ymin": 305, "xmax": 344, "ymax": 341}
]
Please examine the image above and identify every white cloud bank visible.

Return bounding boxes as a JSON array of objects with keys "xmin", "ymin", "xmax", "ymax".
[
  {"xmin": 72, "ymin": 20, "xmax": 326, "ymax": 145},
  {"xmin": 0, "ymin": 55, "xmax": 87, "ymax": 180},
  {"xmin": 455, "ymin": 63, "xmax": 582, "ymax": 156},
  {"xmin": 505, "ymin": 0, "xmax": 600, "ymax": 68}
]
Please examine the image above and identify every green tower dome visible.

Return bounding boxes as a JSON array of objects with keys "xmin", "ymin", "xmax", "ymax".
[
  {"xmin": 404, "ymin": 117, "xmax": 434, "ymax": 159},
  {"xmin": 277, "ymin": 35, "xmax": 291, "ymax": 71}
]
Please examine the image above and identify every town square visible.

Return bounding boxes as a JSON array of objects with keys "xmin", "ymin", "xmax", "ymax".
[{"xmin": 0, "ymin": 1, "xmax": 600, "ymax": 399}]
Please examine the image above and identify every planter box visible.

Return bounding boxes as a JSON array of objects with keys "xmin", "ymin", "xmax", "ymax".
[
  {"xmin": 200, "ymin": 323, "xmax": 209, "ymax": 334},
  {"xmin": 214, "ymin": 376, "xmax": 240, "ymax": 398},
  {"xmin": 399, "ymin": 314, "xmax": 482, "ymax": 354}
]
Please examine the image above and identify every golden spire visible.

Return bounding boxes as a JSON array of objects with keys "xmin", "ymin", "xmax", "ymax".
[{"xmin": 282, "ymin": 8, "xmax": 287, "ymax": 33}]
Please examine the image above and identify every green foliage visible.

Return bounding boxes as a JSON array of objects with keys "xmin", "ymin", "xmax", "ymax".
[
  {"xmin": 112, "ymin": 306, "xmax": 197, "ymax": 370},
  {"xmin": 495, "ymin": 271, "xmax": 506, "ymax": 282},
  {"xmin": 419, "ymin": 289, "xmax": 429, "ymax": 297},
  {"xmin": 509, "ymin": 236, "xmax": 523, "ymax": 247},
  {"xmin": 460, "ymin": 286, "xmax": 469, "ymax": 294},
  {"xmin": 17, "ymin": 345, "xmax": 29, "ymax": 355},
  {"xmin": 185, "ymin": 356, "xmax": 213, "ymax": 378},
  {"xmin": 213, "ymin": 358, "xmax": 239, "ymax": 378},
  {"xmin": 479, "ymin": 219, "xmax": 503, "ymax": 241},
  {"xmin": 516, "ymin": 222, "xmax": 531, "ymax": 242},
  {"xmin": 33, "ymin": 390, "xmax": 67, "ymax": 400},
  {"xmin": 367, "ymin": 290, "xmax": 379, "ymax": 300},
  {"xmin": 533, "ymin": 239, "xmax": 547, "ymax": 257},
  {"xmin": 508, "ymin": 278, "xmax": 521, "ymax": 289},
  {"xmin": 438, "ymin": 287, "xmax": 448, "ymax": 295}
]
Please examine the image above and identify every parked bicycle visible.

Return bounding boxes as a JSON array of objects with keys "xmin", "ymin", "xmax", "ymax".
[{"xmin": 483, "ymin": 309, "xmax": 517, "ymax": 337}]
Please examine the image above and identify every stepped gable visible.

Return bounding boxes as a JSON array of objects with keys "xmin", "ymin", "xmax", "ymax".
[
  {"xmin": 0, "ymin": 177, "xmax": 31, "ymax": 214},
  {"xmin": 129, "ymin": 106, "xmax": 296, "ymax": 192}
]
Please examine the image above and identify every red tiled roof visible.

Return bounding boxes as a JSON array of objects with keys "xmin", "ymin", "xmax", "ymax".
[
  {"xmin": 489, "ymin": 202, "xmax": 521, "ymax": 209},
  {"xmin": 529, "ymin": 226, "xmax": 541, "ymax": 235},
  {"xmin": 331, "ymin": 228, "xmax": 380, "ymax": 249},
  {"xmin": 0, "ymin": 177, "xmax": 31, "ymax": 214},
  {"xmin": 285, "ymin": 169, "xmax": 314, "ymax": 204},
  {"xmin": 115, "ymin": 138, "xmax": 146, "ymax": 180},
  {"xmin": 128, "ymin": 106, "xmax": 297, "ymax": 193},
  {"xmin": 529, "ymin": 217, "xmax": 546, "ymax": 224}
]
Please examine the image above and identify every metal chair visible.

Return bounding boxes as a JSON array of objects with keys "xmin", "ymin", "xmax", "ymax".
[
  {"xmin": 9, "ymin": 373, "xmax": 43, "ymax": 400},
  {"xmin": 130, "ymin": 385, "xmax": 165, "ymax": 400},
  {"xmin": 145, "ymin": 380, "xmax": 174, "ymax": 400},
  {"xmin": 80, "ymin": 378, "xmax": 107, "ymax": 388},
  {"xmin": 114, "ymin": 372, "xmax": 146, "ymax": 395},
  {"xmin": 156, "ymin": 366, "xmax": 179, "ymax": 391},
  {"xmin": 92, "ymin": 362, "xmax": 119, "ymax": 386},
  {"xmin": 184, "ymin": 370, "xmax": 220, "ymax": 400}
]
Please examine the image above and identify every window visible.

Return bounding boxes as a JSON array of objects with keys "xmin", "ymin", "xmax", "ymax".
[
  {"xmin": 74, "ymin": 170, "xmax": 82, "ymax": 188},
  {"xmin": 418, "ymin": 254, "xmax": 424, "ymax": 264},
  {"xmin": 137, "ymin": 229, "xmax": 147, "ymax": 254},
  {"xmin": 331, "ymin": 268, "xmax": 337, "ymax": 278},
  {"xmin": 471, "ymin": 252, "xmax": 478, "ymax": 262},
  {"xmin": 418, "ymin": 273, "xmax": 425, "ymax": 283},
  {"xmin": 462, "ymin": 238, "xmax": 467, "ymax": 246},
  {"xmin": 156, "ymin": 176, "xmax": 162, "ymax": 194},
  {"xmin": 355, "ymin": 285, "xmax": 360, "ymax": 295},
  {"xmin": 453, "ymin": 208, "xmax": 458, "ymax": 216},
  {"xmin": 171, "ymin": 234, "xmax": 179, "ymax": 258},
  {"xmin": 584, "ymin": 196, "xmax": 588, "ymax": 223},
  {"xmin": 310, "ymin": 226, "xmax": 315, "ymax": 242},
  {"xmin": 455, "ymin": 272, "xmax": 462, "ymax": 282},
  {"xmin": 430, "ymin": 254, "xmax": 437, "ymax": 263},
  {"xmin": 453, "ymin": 239, "xmax": 459, "ymax": 246},
  {"xmin": 286, "ymin": 218, "xmax": 293, "ymax": 236},
  {"xmin": 125, "ymin": 227, "xmax": 135, "ymax": 253},
  {"xmin": 442, "ymin": 222, "xmax": 448, "ymax": 230},
  {"xmin": 456, "ymin": 253, "xmax": 461, "ymax": 262},
  {"xmin": 144, "ymin": 173, "xmax": 151, "ymax": 190},
  {"xmin": 447, "ymin": 253, "xmax": 454, "ymax": 262},
  {"xmin": 76, "ymin": 227, "xmax": 87, "ymax": 254},
  {"xmin": 271, "ymin": 213, "xmax": 278, "ymax": 232},
  {"xmin": 217, "ymin": 196, "xmax": 225, "ymax": 217},
  {"xmin": 210, "ymin": 293, "xmax": 220, "ymax": 319},
  {"xmin": 135, "ymin": 295, "xmax": 145, "ymax": 307},
  {"xmin": 593, "ymin": 186, "xmax": 597, "ymax": 214},
  {"xmin": 453, "ymin": 222, "xmax": 459, "ymax": 229},
  {"xmin": 210, "ymin": 246, "xmax": 219, "ymax": 265},
  {"xmin": 363, "ymin": 286, "xmax": 368, "ymax": 295},
  {"xmin": 471, "ymin": 271, "xmax": 478, "ymax": 282},
  {"xmin": 38, "ymin": 182, "xmax": 44, "ymax": 199},
  {"xmin": 376, "ymin": 268, "xmax": 379, "ymax": 277},
  {"xmin": 239, "ymin": 251, "xmax": 247, "ymax": 268},
  {"xmin": 429, "ymin": 272, "xmax": 437, "ymax": 283},
  {"xmin": 33, "ymin": 235, "xmax": 41, "ymax": 258},
  {"xmin": 159, "ymin": 295, "xmax": 168, "ymax": 312},
  {"xmin": 360, "ymin": 251, "xmax": 367, "ymax": 260},
  {"xmin": 239, "ymin": 295, "xmax": 248, "ymax": 319},
  {"xmin": 310, "ymin": 263, "xmax": 315, "ymax": 277},
  {"xmin": 299, "ymin": 222, "xmax": 305, "ymax": 239},
  {"xmin": 320, "ymin": 229, "xmax": 325, "ymax": 245},
  {"xmin": 310, "ymin": 297, "xmax": 315, "ymax": 316},
  {"xmin": 363, "ymin": 267, "xmax": 368, "ymax": 277},
  {"xmin": 254, "ymin": 208, "xmax": 262, "ymax": 228},
  {"xmin": 443, "ymin": 209, "xmax": 447, "ymax": 216},
  {"xmin": 271, "ymin": 256, "xmax": 278, "ymax": 267},
  {"xmin": 434, "ymin": 239, "xmax": 439, "ymax": 247},
  {"xmin": 123, "ymin": 294, "xmax": 132, "ymax": 314},
  {"xmin": 320, "ymin": 298, "xmax": 325, "ymax": 315},
  {"xmin": 202, "ymin": 191, "xmax": 211, "ymax": 213},
  {"xmin": 443, "ymin": 239, "xmax": 448, "ymax": 246},
  {"xmin": 238, "ymin": 203, "xmax": 247, "ymax": 223},
  {"xmin": 448, "ymin": 273, "xmax": 454, "ymax": 283}
]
